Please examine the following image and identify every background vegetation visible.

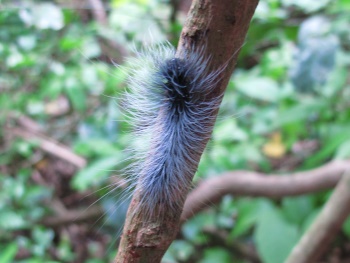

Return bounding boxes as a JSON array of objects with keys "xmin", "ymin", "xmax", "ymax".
[{"xmin": 1, "ymin": 0, "xmax": 350, "ymax": 262}]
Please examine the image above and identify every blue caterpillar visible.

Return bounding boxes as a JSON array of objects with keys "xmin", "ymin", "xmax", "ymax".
[{"xmin": 123, "ymin": 43, "xmax": 222, "ymax": 220}]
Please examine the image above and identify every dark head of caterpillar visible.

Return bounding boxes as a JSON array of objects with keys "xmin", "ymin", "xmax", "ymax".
[{"xmin": 159, "ymin": 58, "xmax": 193, "ymax": 116}]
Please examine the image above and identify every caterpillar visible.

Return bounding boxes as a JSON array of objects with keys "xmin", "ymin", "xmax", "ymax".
[{"xmin": 122, "ymin": 43, "xmax": 223, "ymax": 221}]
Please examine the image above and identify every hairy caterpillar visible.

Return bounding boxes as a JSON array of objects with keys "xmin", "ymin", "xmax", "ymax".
[{"xmin": 122, "ymin": 43, "xmax": 223, "ymax": 221}]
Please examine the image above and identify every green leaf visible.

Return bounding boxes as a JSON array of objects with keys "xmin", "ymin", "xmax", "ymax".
[
  {"xmin": 213, "ymin": 120, "xmax": 248, "ymax": 142},
  {"xmin": 282, "ymin": 0, "xmax": 332, "ymax": 13},
  {"xmin": 236, "ymin": 76, "xmax": 281, "ymax": 102},
  {"xmin": 64, "ymin": 81, "xmax": 86, "ymax": 112},
  {"xmin": 0, "ymin": 243, "xmax": 18, "ymax": 263},
  {"xmin": 72, "ymin": 156, "xmax": 121, "ymax": 191},
  {"xmin": 343, "ymin": 216, "xmax": 350, "ymax": 238},
  {"xmin": 272, "ymin": 99, "xmax": 325, "ymax": 128},
  {"xmin": 0, "ymin": 209, "xmax": 28, "ymax": 230},
  {"xmin": 200, "ymin": 248, "xmax": 232, "ymax": 263},
  {"xmin": 82, "ymin": 38, "xmax": 101, "ymax": 59},
  {"xmin": 166, "ymin": 240, "xmax": 194, "ymax": 261},
  {"xmin": 234, "ymin": 142, "xmax": 263, "ymax": 163},
  {"xmin": 19, "ymin": 3, "xmax": 64, "ymax": 30},
  {"xmin": 59, "ymin": 37, "xmax": 83, "ymax": 51},
  {"xmin": 17, "ymin": 35, "xmax": 37, "ymax": 50},
  {"xmin": 282, "ymin": 196, "xmax": 314, "ymax": 225},
  {"xmin": 31, "ymin": 227, "xmax": 55, "ymax": 257},
  {"xmin": 255, "ymin": 203, "xmax": 300, "ymax": 263},
  {"xmin": 334, "ymin": 140, "xmax": 350, "ymax": 160},
  {"xmin": 304, "ymin": 133, "xmax": 350, "ymax": 168},
  {"xmin": 261, "ymin": 45, "xmax": 293, "ymax": 79},
  {"xmin": 230, "ymin": 199, "xmax": 258, "ymax": 238},
  {"xmin": 182, "ymin": 212, "xmax": 215, "ymax": 243},
  {"xmin": 209, "ymin": 144, "xmax": 237, "ymax": 171},
  {"xmin": 57, "ymin": 232, "xmax": 75, "ymax": 261},
  {"xmin": 302, "ymin": 208, "xmax": 320, "ymax": 233},
  {"xmin": 74, "ymin": 139, "xmax": 120, "ymax": 157},
  {"xmin": 335, "ymin": 0, "xmax": 350, "ymax": 10}
]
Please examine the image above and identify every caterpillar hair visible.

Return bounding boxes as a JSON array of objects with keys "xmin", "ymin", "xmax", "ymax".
[{"xmin": 122, "ymin": 43, "xmax": 223, "ymax": 221}]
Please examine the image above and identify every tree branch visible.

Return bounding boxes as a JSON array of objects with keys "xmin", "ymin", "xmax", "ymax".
[
  {"xmin": 40, "ymin": 206, "xmax": 103, "ymax": 228},
  {"xmin": 115, "ymin": 1, "xmax": 259, "ymax": 262},
  {"xmin": 181, "ymin": 160, "xmax": 350, "ymax": 221},
  {"xmin": 7, "ymin": 127, "xmax": 87, "ymax": 169},
  {"xmin": 87, "ymin": 0, "xmax": 129, "ymax": 64},
  {"xmin": 88, "ymin": 0, "xmax": 108, "ymax": 25},
  {"xmin": 34, "ymin": 160, "xmax": 349, "ymax": 229},
  {"xmin": 285, "ymin": 170, "xmax": 350, "ymax": 263}
]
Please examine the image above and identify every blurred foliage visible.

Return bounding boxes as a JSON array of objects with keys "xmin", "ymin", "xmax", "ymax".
[{"xmin": 1, "ymin": 0, "xmax": 350, "ymax": 262}]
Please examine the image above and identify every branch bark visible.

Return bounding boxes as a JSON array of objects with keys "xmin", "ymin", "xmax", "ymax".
[
  {"xmin": 40, "ymin": 206, "xmax": 103, "ymax": 228},
  {"xmin": 33, "ymin": 160, "xmax": 349, "ymax": 229},
  {"xmin": 181, "ymin": 160, "xmax": 350, "ymax": 221},
  {"xmin": 7, "ymin": 127, "xmax": 87, "ymax": 168},
  {"xmin": 88, "ymin": 0, "xmax": 108, "ymax": 25},
  {"xmin": 115, "ymin": 0, "xmax": 259, "ymax": 262},
  {"xmin": 285, "ymin": 170, "xmax": 350, "ymax": 263}
]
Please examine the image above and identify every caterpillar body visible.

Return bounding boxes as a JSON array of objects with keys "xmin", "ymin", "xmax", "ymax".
[{"xmin": 123, "ymin": 43, "xmax": 222, "ymax": 220}]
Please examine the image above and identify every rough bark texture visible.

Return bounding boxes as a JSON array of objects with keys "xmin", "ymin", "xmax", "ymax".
[
  {"xmin": 177, "ymin": 0, "xmax": 258, "ymax": 95},
  {"xmin": 285, "ymin": 171, "xmax": 350, "ymax": 263},
  {"xmin": 115, "ymin": 0, "xmax": 258, "ymax": 262}
]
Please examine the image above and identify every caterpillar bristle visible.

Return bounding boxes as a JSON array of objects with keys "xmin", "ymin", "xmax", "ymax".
[{"xmin": 121, "ymin": 43, "xmax": 223, "ymax": 221}]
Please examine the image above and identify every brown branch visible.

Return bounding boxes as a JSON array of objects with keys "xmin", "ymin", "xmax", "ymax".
[
  {"xmin": 8, "ymin": 127, "xmax": 87, "ymax": 168},
  {"xmin": 88, "ymin": 0, "xmax": 108, "ymax": 25},
  {"xmin": 115, "ymin": 1, "xmax": 259, "ymax": 262},
  {"xmin": 181, "ymin": 160, "xmax": 350, "ymax": 221},
  {"xmin": 40, "ymin": 206, "xmax": 104, "ymax": 228},
  {"xmin": 16, "ymin": 114, "xmax": 44, "ymax": 133},
  {"xmin": 35, "ymin": 160, "xmax": 350, "ymax": 230},
  {"xmin": 87, "ymin": 0, "xmax": 128, "ymax": 64},
  {"xmin": 285, "ymin": 170, "xmax": 350, "ymax": 263}
]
